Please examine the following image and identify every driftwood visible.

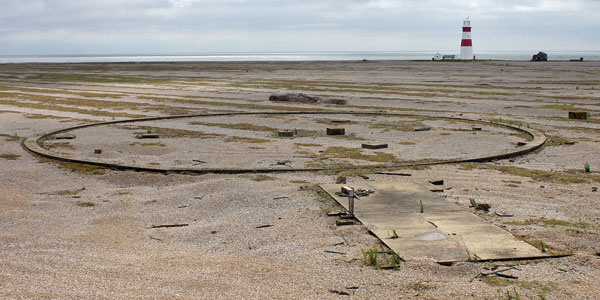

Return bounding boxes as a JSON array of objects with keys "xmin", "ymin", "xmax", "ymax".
[
  {"xmin": 374, "ymin": 172, "xmax": 412, "ymax": 176},
  {"xmin": 256, "ymin": 224, "xmax": 273, "ymax": 229},
  {"xmin": 150, "ymin": 223, "xmax": 189, "ymax": 229},
  {"xmin": 470, "ymin": 266, "xmax": 520, "ymax": 282}
]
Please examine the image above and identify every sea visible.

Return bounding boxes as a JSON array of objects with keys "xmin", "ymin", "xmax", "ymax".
[{"xmin": 1, "ymin": 51, "xmax": 599, "ymax": 63}]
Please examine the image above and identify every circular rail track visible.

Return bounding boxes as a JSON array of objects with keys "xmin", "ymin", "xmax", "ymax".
[{"xmin": 23, "ymin": 111, "xmax": 546, "ymax": 174}]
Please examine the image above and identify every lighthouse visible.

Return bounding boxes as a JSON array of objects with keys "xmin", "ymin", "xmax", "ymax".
[{"xmin": 459, "ymin": 17, "xmax": 473, "ymax": 60}]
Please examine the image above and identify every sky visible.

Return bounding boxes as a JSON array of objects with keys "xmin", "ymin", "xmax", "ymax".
[{"xmin": 1, "ymin": 0, "xmax": 599, "ymax": 55}]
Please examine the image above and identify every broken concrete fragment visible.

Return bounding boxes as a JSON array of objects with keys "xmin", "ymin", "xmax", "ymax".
[
  {"xmin": 278, "ymin": 131, "xmax": 294, "ymax": 137},
  {"xmin": 269, "ymin": 93, "xmax": 321, "ymax": 103},
  {"xmin": 336, "ymin": 219, "xmax": 355, "ymax": 226},
  {"xmin": 495, "ymin": 211, "xmax": 514, "ymax": 217},
  {"xmin": 336, "ymin": 176, "xmax": 347, "ymax": 184},
  {"xmin": 362, "ymin": 143, "xmax": 388, "ymax": 149},
  {"xmin": 429, "ymin": 180, "xmax": 444, "ymax": 186},
  {"xmin": 326, "ymin": 128, "xmax": 345, "ymax": 135},
  {"xmin": 568, "ymin": 111, "xmax": 588, "ymax": 120}
]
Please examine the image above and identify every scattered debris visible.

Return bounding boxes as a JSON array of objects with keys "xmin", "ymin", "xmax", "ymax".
[
  {"xmin": 149, "ymin": 236, "xmax": 162, "ymax": 241},
  {"xmin": 331, "ymin": 119, "xmax": 351, "ymax": 123},
  {"xmin": 278, "ymin": 130, "xmax": 294, "ymax": 137},
  {"xmin": 177, "ymin": 205, "xmax": 189, "ymax": 209},
  {"xmin": 326, "ymin": 128, "xmax": 345, "ymax": 135},
  {"xmin": 269, "ymin": 93, "xmax": 320, "ymax": 103},
  {"xmin": 322, "ymin": 99, "xmax": 347, "ymax": 105},
  {"xmin": 327, "ymin": 211, "xmax": 348, "ymax": 217},
  {"xmin": 192, "ymin": 159, "xmax": 206, "ymax": 164},
  {"xmin": 256, "ymin": 224, "xmax": 273, "ymax": 229},
  {"xmin": 324, "ymin": 250, "xmax": 346, "ymax": 255},
  {"xmin": 150, "ymin": 224, "xmax": 189, "ymax": 229},
  {"xmin": 273, "ymin": 196, "xmax": 290, "ymax": 200},
  {"xmin": 336, "ymin": 176, "xmax": 347, "ymax": 184},
  {"xmin": 194, "ymin": 195, "xmax": 205, "ymax": 200},
  {"xmin": 211, "ymin": 230, "xmax": 217, "ymax": 234},
  {"xmin": 336, "ymin": 219, "xmax": 355, "ymax": 226},
  {"xmin": 374, "ymin": 172, "xmax": 411, "ymax": 176},
  {"xmin": 328, "ymin": 289, "xmax": 350, "ymax": 296},
  {"xmin": 427, "ymin": 221, "xmax": 438, "ymax": 228},
  {"xmin": 429, "ymin": 180, "xmax": 444, "ymax": 186},
  {"xmin": 475, "ymin": 203, "xmax": 491, "ymax": 212},
  {"xmin": 379, "ymin": 264, "xmax": 401, "ymax": 270},
  {"xmin": 495, "ymin": 211, "xmax": 514, "ymax": 217},
  {"xmin": 345, "ymin": 286, "xmax": 359, "ymax": 290},
  {"xmin": 136, "ymin": 133, "xmax": 160, "ymax": 139},
  {"xmin": 568, "ymin": 111, "xmax": 588, "ymax": 120},
  {"xmin": 94, "ymin": 149, "xmax": 102, "ymax": 154},
  {"xmin": 470, "ymin": 266, "xmax": 520, "ymax": 282},
  {"xmin": 361, "ymin": 143, "xmax": 388, "ymax": 149},
  {"xmin": 54, "ymin": 134, "xmax": 76, "ymax": 140},
  {"xmin": 593, "ymin": 187, "xmax": 598, "ymax": 192},
  {"xmin": 565, "ymin": 141, "xmax": 576, "ymax": 145},
  {"xmin": 472, "ymin": 127, "xmax": 482, "ymax": 131},
  {"xmin": 414, "ymin": 127, "xmax": 431, "ymax": 132},
  {"xmin": 516, "ymin": 142, "xmax": 527, "ymax": 147},
  {"xmin": 357, "ymin": 174, "xmax": 369, "ymax": 179}
]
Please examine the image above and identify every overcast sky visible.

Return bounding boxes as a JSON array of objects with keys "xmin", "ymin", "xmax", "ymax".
[{"xmin": 1, "ymin": 0, "xmax": 599, "ymax": 55}]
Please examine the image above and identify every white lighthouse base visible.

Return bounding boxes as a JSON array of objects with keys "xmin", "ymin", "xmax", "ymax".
[{"xmin": 460, "ymin": 47, "xmax": 473, "ymax": 60}]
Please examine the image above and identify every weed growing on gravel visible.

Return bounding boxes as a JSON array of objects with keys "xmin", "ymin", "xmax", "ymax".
[
  {"xmin": 540, "ymin": 241, "xmax": 547, "ymax": 253},
  {"xmin": 323, "ymin": 146, "xmax": 396, "ymax": 163},
  {"xmin": 496, "ymin": 287, "xmax": 520, "ymax": 300},
  {"xmin": 245, "ymin": 174, "xmax": 275, "ymax": 182},
  {"xmin": 420, "ymin": 200, "xmax": 424, "ymax": 213},
  {"xmin": 388, "ymin": 229, "xmax": 399, "ymax": 239},
  {"xmin": 129, "ymin": 142, "xmax": 166, "ymax": 147},
  {"xmin": 361, "ymin": 248, "xmax": 378, "ymax": 267},
  {"xmin": 56, "ymin": 188, "xmax": 85, "ymax": 195},
  {"xmin": 0, "ymin": 154, "xmax": 20, "ymax": 160},
  {"xmin": 406, "ymin": 282, "xmax": 434, "ymax": 291},
  {"xmin": 0, "ymin": 133, "xmax": 21, "ymax": 141},
  {"xmin": 389, "ymin": 251, "xmax": 402, "ymax": 268},
  {"xmin": 76, "ymin": 201, "xmax": 95, "ymax": 207},
  {"xmin": 584, "ymin": 162, "xmax": 591, "ymax": 173},
  {"xmin": 52, "ymin": 160, "xmax": 105, "ymax": 175}
]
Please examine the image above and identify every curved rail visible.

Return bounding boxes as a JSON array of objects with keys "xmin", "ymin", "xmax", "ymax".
[{"xmin": 23, "ymin": 111, "xmax": 546, "ymax": 174}]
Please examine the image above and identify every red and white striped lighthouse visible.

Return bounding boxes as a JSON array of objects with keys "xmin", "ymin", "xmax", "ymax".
[{"xmin": 459, "ymin": 17, "xmax": 473, "ymax": 60}]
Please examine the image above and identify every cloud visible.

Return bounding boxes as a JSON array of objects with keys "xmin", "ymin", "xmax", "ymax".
[{"xmin": 1, "ymin": 0, "xmax": 599, "ymax": 54}]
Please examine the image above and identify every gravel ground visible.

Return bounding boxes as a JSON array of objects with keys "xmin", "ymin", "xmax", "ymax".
[{"xmin": 1, "ymin": 61, "xmax": 600, "ymax": 299}]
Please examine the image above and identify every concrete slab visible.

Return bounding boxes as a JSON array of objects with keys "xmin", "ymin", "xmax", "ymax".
[{"xmin": 320, "ymin": 182, "xmax": 549, "ymax": 263}]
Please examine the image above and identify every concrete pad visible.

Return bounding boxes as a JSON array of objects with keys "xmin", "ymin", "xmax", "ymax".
[{"xmin": 321, "ymin": 182, "xmax": 549, "ymax": 263}]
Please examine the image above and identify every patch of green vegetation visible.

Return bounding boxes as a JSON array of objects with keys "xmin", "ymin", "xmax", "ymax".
[
  {"xmin": 130, "ymin": 126, "xmax": 223, "ymax": 139},
  {"xmin": 0, "ymin": 154, "xmax": 20, "ymax": 160},
  {"xmin": 27, "ymin": 73, "xmax": 174, "ymax": 84},
  {"xmin": 56, "ymin": 188, "xmax": 85, "ymax": 195},
  {"xmin": 190, "ymin": 121, "xmax": 277, "ymax": 133},
  {"xmin": 545, "ymin": 135, "xmax": 572, "ymax": 146},
  {"xmin": 294, "ymin": 143, "xmax": 322, "ymax": 147},
  {"xmin": 0, "ymin": 133, "xmax": 21, "ymax": 141},
  {"xmin": 503, "ymin": 218, "xmax": 594, "ymax": 229},
  {"xmin": 243, "ymin": 174, "xmax": 275, "ymax": 182},
  {"xmin": 460, "ymin": 163, "xmax": 600, "ymax": 184},
  {"xmin": 398, "ymin": 141, "xmax": 416, "ymax": 145},
  {"xmin": 323, "ymin": 146, "xmax": 396, "ymax": 163},
  {"xmin": 361, "ymin": 248, "xmax": 378, "ymax": 268},
  {"xmin": 406, "ymin": 282, "xmax": 435, "ymax": 291},
  {"xmin": 225, "ymin": 136, "xmax": 270, "ymax": 143},
  {"xmin": 539, "ymin": 104, "xmax": 579, "ymax": 111},
  {"xmin": 51, "ymin": 160, "xmax": 105, "ymax": 175},
  {"xmin": 584, "ymin": 162, "xmax": 591, "ymax": 173},
  {"xmin": 76, "ymin": 201, "xmax": 95, "ymax": 207},
  {"xmin": 290, "ymin": 180, "xmax": 308, "ymax": 184},
  {"xmin": 148, "ymin": 162, "xmax": 161, "ymax": 166}
]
